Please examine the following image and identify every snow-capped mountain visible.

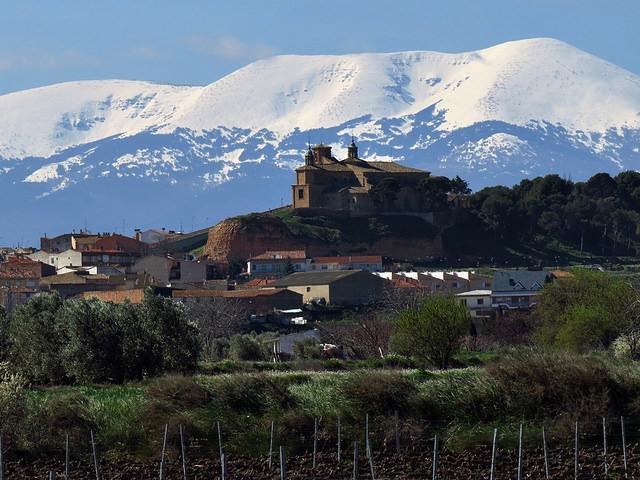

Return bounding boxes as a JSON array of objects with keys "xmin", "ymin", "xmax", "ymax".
[{"xmin": 1, "ymin": 38, "xmax": 640, "ymax": 245}]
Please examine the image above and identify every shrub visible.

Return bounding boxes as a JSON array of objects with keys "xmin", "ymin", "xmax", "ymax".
[
  {"xmin": 486, "ymin": 348, "xmax": 639, "ymax": 418},
  {"xmin": 147, "ymin": 375, "xmax": 209, "ymax": 410},
  {"xmin": 139, "ymin": 291, "xmax": 200, "ymax": 373},
  {"xmin": 8, "ymin": 293, "xmax": 65, "ymax": 383},
  {"xmin": 392, "ymin": 295, "xmax": 471, "ymax": 368},
  {"xmin": 536, "ymin": 270, "xmax": 636, "ymax": 351},
  {"xmin": 208, "ymin": 374, "xmax": 294, "ymax": 414},
  {"xmin": 20, "ymin": 391, "xmax": 92, "ymax": 453},
  {"xmin": 228, "ymin": 335, "xmax": 268, "ymax": 361},
  {"xmin": 339, "ymin": 371, "xmax": 416, "ymax": 416},
  {"xmin": 58, "ymin": 297, "xmax": 124, "ymax": 383},
  {"xmin": 293, "ymin": 337, "xmax": 323, "ymax": 360},
  {"xmin": 0, "ymin": 363, "xmax": 26, "ymax": 442}
]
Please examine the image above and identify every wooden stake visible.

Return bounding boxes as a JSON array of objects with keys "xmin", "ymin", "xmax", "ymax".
[
  {"xmin": 217, "ymin": 421, "xmax": 225, "ymax": 480},
  {"xmin": 367, "ymin": 443, "xmax": 376, "ymax": 480},
  {"xmin": 313, "ymin": 417, "xmax": 318, "ymax": 469},
  {"xmin": 65, "ymin": 434, "xmax": 70, "ymax": 480},
  {"xmin": 0, "ymin": 433, "xmax": 4, "ymax": 480},
  {"xmin": 432, "ymin": 434, "xmax": 438, "ymax": 480},
  {"xmin": 268, "ymin": 421, "xmax": 275, "ymax": 470},
  {"xmin": 279, "ymin": 446, "xmax": 286, "ymax": 480},
  {"xmin": 542, "ymin": 426, "xmax": 549, "ymax": 480},
  {"xmin": 489, "ymin": 428, "xmax": 497, "ymax": 480},
  {"xmin": 159, "ymin": 424, "xmax": 168, "ymax": 480},
  {"xmin": 394, "ymin": 410, "xmax": 400, "ymax": 454},
  {"xmin": 179, "ymin": 424, "xmax": 188, "ymax": 480},
  {"xmin": 517, "ymin": 423, "xmax": 523, "ymax": 480},
  {"xmin": 602, "ymin": 417, "xmax": 608, "ymax": 478},
  {"xmin": 365, "ymin": 414, "xmax": 370, "ymax": 458},
  {"xmin": 352, "ymin": 441, "xmax": 359, "ymax": 480},
  {"xmin": 90, "ymin": 430, "xmax": 100, "ymax": 480},
  {"xmin": 574, "ymin": 421, "xmax": 579, "ymax": 480},
  {"xmin": 337, "ymin": 416, "xmax": 342, "ymax": 462},
  {"xmin": 621, "ymin": 416, "xmax": 628, "ymax": 479}
]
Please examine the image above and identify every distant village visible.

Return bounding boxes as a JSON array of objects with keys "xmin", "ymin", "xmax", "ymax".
[{"xmin": 1, "ymin": 142, "xmax": 565, "ymax": 324}]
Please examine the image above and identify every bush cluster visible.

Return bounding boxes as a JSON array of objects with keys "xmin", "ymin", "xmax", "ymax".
[{"xmin": 4, "ymin": 290, "xmax": 200, "ymax": 384}]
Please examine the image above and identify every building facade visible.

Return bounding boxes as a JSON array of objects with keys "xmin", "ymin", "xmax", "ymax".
[{"xmin": 292, "ymin": 141, "xmax": 430, "ymax": 214}]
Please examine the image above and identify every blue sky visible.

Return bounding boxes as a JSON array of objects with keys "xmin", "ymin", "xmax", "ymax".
[{"xmin": 0, "ymin": 0, "xmax": 637, "ymax": 95}]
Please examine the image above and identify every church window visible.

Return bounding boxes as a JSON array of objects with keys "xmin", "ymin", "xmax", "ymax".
[{"xmin": 298, "ymin": 189, "xmax": 304, "ymax": 199}]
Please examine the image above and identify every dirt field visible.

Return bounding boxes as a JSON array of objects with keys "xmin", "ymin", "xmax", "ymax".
[{"xmin": 5, "ymin": 444, "xmax": 638, "ymax": 479}]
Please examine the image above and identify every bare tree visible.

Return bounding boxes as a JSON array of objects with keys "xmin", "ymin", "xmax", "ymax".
[
  {"xmin": 381, "ymin": 285, "xmax": 430, "ymax": 316},
  {"xmin": 319, "ymin": 311, "xmax": 393, "ymax": 359},
  {"xmin": 186, "ymin": 297, "xmax": 249, "ymax": 353}
]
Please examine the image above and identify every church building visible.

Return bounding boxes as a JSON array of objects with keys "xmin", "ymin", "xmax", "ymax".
[{"xmin": 292, "ymin": 140, "xmax": 430, "ymax": 215}]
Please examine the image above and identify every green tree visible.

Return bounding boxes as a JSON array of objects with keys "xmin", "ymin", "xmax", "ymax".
[
  {"xmin": 392, "ymin": 295, "xmax": 471, "ymax": 368},
  {"xmin": 228, "ymin": 334, "xmax": 268, "ymax": 361},
  {"xmin": 419, "ymin": 176, "xmax": 452, "ymax": 211},
  {"xmin": 536, "ymin": 270, "xmax": 636, "ymax": 351},
  {"xmin": 58, "ymin": 297, "xmax": 123, "ymax": 383},
  {"xmin": 8, "ymin": 293, "xmax": 65, "ymax": 383},
  {"xmin": 140, "ymin": 290, "xmax": 200, "ymax": 373},
  {"xmin": 450, "ymin": 175, "xmax": 471, "ymax": 194},
  {"xmin": 371, "ymin": 177, "xmax": 401, "ymax": 209},
  {"xmin": 117, "ymin": 301, "xmax": 164, "ymax": 380}
]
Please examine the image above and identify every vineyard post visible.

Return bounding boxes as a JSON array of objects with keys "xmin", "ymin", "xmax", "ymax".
[
  {"xmin": 90, "ymin": 430, "xmax": 100, "ymax": 480},
  {"xmin": 217, "ymin": 421, "xmax": 225, "ymax": 479},
  {"xmin": 365, "ymin": 414, "xmax": 370, "ymax": 458},
  {"xmin": 337, "ymin": 416, "xmax": 341, "ymax": 462},
  {"xmin": 394, "ymin": 410, "xmax": 400, "ymax": 454},
  {"xmin": 602, "ymin": 417, "xmax": 608, "ymax": 478},
  {"xmin": 621, "ymin": 416, "xmax": 628, "ymax": 479},
  {"xmin": 0, "ymin": 433, "xmax": 4, "ymax": 480},
  {"xmin": 279, "ymin": 446, "xmax": 286, "ymax": 480},
  {"xmin": 49, "ymin": 472, "xmax": 55, "ymax": 480},
  {"xmin": 352, "ymin": 441, "xmax": 359, "ymax": 480},
  {"xmin": 159, "ymin": 424, "xmax": 168, "ymax": 480},
  {"xmin": 313, "ymin": 417, "xmax": 318, "ymax": 469},
  {"xmin": 489, "ymin": 428, "xmax": 497, "ymax": 480},
  {"xmin": 432, "ymin": 434, "xmax": 438, "ymax": 480},
  {"xmin": 65, "ymin": 434, "xmax": 70, "ymax": 480},
  {"xmin": 367, "ymin": 442, "xmax": 376, "ymax": 480},
  {"xmin": 179, "ymin": 424, "xmax": 187, "ymax": 480},
  {"xmin": 268, "ymin": 420, "xmax": 275, "ymax": 470},
  {"xmin": 542, "ymin": 426, "xmax": 549, "ymax": 480},
  {"xmin": 517, "ymin": 423, "xmax": 523, "ymax": 480},
  {"xmin": 221, "ymin": 453, "xmax": 227, "ymax": 480},
  {"xmin": 574, "ymin": 421, "xmax": 579, "ymax": 480}
]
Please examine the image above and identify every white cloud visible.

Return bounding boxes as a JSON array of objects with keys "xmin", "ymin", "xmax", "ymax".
[
  {"xmin": 0, "ymin": 50, "xmax": 99, "ymax": 71},
  {"xmin": 186, "ymin": 35, "xmax": 278, "ymax": 61},
  {"xmin": 128, "ymin": 45, "xmax": 162, "ymax": 60}
]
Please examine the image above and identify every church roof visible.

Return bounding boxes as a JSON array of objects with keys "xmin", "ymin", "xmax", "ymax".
[{"xmin": 367, "ymin": 162, "xmax": 427, "ymax": 173}]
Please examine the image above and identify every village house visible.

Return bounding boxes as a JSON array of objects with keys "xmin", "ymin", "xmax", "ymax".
[
  {"xmin": 132, "ymin": 255, "xmax": 218, "ymax": 287},
  {"xmin": 491, "ymin": 270, "xmax": 555, "ymax": 311},
  {"xmin": 173, "ymin": 288, "xmax": 303, "ymax": 316},
  {"xmin": 247, "ymin": 250, "xmax": 383, "ymax": 278},
  {"xmin": 292, "ymin": 141, "xmax": 430, "ymax": 214},
  {"xmin": 309, "ymin": 255, "xmax": 382, "ymax": 272},
  {"xmin": 28, "ymin": 249, "xmax": 82, "ymax": 270},
  {"xmin": 247, "ymin": 250, "xmax": 309, "ymax": 277},
  {"xmin": 0, "ymin": 257, "xmax": 56, "ymax": 311},
  {"xmin": 39, "ymin": 270, "xmax": 127, "ymax": 299},
  {"xmin": 272, "ymin": 270, "xmax": 390, "ymax": 306},
  {"xmin": 456, "ymin": 289, "xmax": 493, "ymax": 319}
]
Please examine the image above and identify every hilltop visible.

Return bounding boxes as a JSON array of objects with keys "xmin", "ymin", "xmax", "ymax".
[{"xmin": 2, "ymin": 38, "xmax": 640, "ymax": 244}]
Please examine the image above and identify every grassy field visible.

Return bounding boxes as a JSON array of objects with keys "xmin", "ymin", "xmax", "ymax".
[{"xmin": 5, "ymin": 348, "xmax": 640, "ymax": 460}]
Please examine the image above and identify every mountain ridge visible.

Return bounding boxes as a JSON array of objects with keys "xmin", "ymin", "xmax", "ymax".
[{"xmin": 1, "ymin": 38, "xmax": 640, "ymax": 244}]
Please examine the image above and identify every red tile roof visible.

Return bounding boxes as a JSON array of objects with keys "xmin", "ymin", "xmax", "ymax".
[{"xmin": 312, "ymin": 255, "xmax": 382, "ymax": 265}]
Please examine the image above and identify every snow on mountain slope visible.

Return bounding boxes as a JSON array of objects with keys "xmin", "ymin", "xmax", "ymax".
[
  {"xmin": 1, "ymin": 37, "xmax": 640, "ymax": 244},
  {"xmin": 2, "ymin": 38, "xmax": 639, "ymax": 160}
]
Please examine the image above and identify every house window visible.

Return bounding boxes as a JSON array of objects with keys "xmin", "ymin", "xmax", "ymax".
[
  {"xmin": 306, "ymin": 287, "xmax": 311, "ymax": 292},
  {"xmin": 477, "ymin": 298, "xmax": 484, "ymax": 305},
  {"xmin": 298, "ymin": 189, "xmax": 304, "ymax": 200}
]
